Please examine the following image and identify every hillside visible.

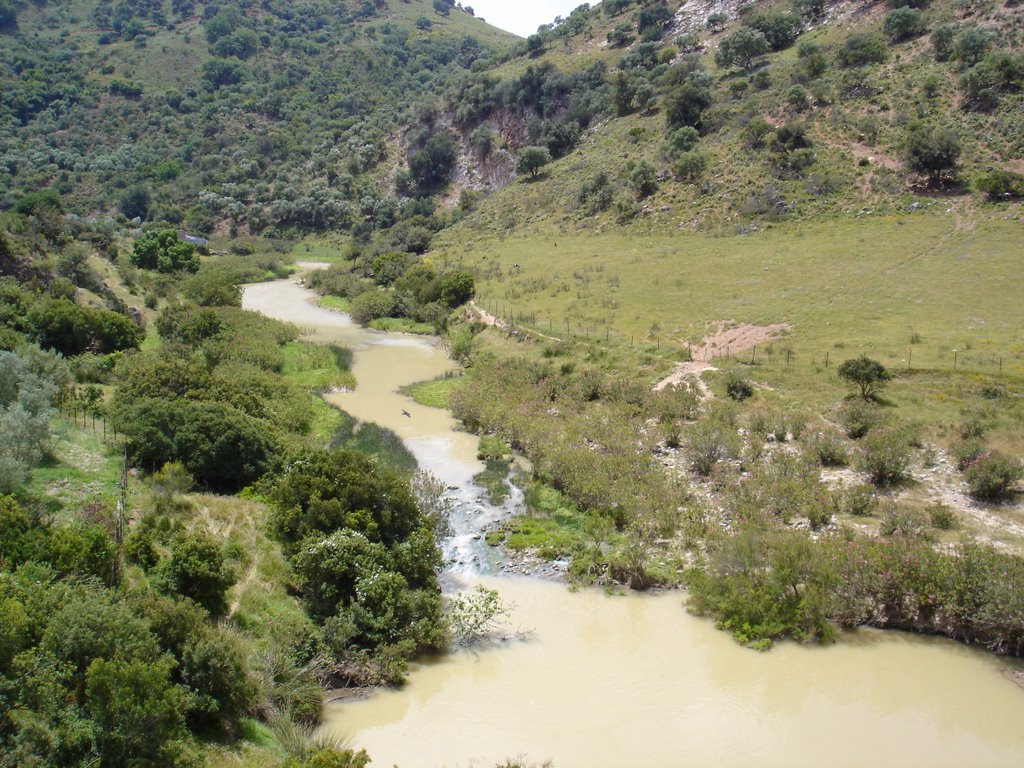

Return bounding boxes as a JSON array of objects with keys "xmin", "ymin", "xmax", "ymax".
[{"xmin": 0, "ymin": 0, "xmax": 517, "ymax": 231}]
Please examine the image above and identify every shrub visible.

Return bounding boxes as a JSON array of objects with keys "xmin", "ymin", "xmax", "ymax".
[
  {"xmin": 153, "ymin": 532, "xmax": 235, "ymax": 616},
  {"xmin": 724, "ymin": 371, "xmax": 754, "ymax": 401},
  {"xmin": 884, "ymin": 8, "xmax": 925, "ymax": 42},
  {"xmin": 879, "ymin": 505, "xmax": 930, "ymax": 539},
  {"xmin": 686, "ymin": 418, "xmax": 740, "ymax": 476},
  {"xmin": 836, "ymin": 33, "xmax": 888, "ymax": 67},
  {"xmin": 349, "ymin": 290, "xmax": 399, "ymax": 325},
  {"xmin": 802, "ymin": 429, "xmax": 849, "ymax": 466},
  {"xmin": 964, "ymin": 451, "xmax": 1022, "ymax": 500},
  {"xmin": 664, "ymin": 80, "xmax": 713, "ymax": 130},
  {"xmin": 976, "ymin": 169, "xmax": 1024, "ymax": 200},
  {"xmin": 928, "ymin": 503, "xmax": 957, "ymax": 530},
  {"xmin": 858, "ymin": 428, "xmax": 912, "ymax": 485},
  {"xmin": 931, "ymin": 24, "xmax": 956, "ymax": 61},
  {"xmin": 952, "ymin": 437, "xmax": 986, "ymax": 470},
  {"xmin": 672, "ymin": 152, "xmax": 707, "ymax": 182},
  {"xmin": 842, "ymin": 483, "xmax": 878, "ymax": 517}
]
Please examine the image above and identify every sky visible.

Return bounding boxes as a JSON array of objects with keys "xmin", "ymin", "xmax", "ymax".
[{"xmin": 465, "ymin": 0, "xmax": 593, "ymax": 37}]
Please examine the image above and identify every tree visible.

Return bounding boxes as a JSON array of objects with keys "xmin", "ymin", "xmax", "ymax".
[
  {"xmin": 706, "ymin": 12, "xmax": 728, "ymax": 32},
  {"xmin": 837, "ymin": 356, "xmax": 892, "ymax": 400},
  {"xmin": 905, "ymin": 124, "xmax": 961, "ymax": 182},
  {"xmin": 516, "ymin": 145, "xmax": 551, "ymax": 179},
  {"xmin": 884, "ymin": 7, "xmax": 925, "ymax": 42},
  {"xmin": 438, "ymin": 271, "xmax": 475, "ymax": 307},
  {"xmin": 154, "ymin": 532, "xmax": 235, "ymax": 616},
  {"xmin": 744, "ymin": 13, "xmax": 801, "ymax": 51},
  {"xmin": 663, "ymin": 81, "xmax": 712, "ymax": 130},
  {"xmin": 131, "ymin": 228, "xmax": 199, "ymax": 273},
  {"xmin": 953, "ymin": 26, "xmax": 992, "ymax": 67},
  {"xmin": 931, "ymin": 24, "xmax": 956, "ymax": 61},
  {"xmin": 715, "ymin": 27, "xmax": 769, "ymax": 71},
  {"xmin": 408, "ymin": 132, "xmax": 458, "ymax": 191},
  {"xmin": 118, "ymin": 186, "xmax": 151, "ymax": 221},
  {"xmin": 85, "ymin": 657, "xmax": 187, "ymax": 767}
]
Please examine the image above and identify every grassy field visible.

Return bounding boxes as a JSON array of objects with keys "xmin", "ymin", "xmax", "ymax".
[
  {"xmin": 400, "ymin": 373, "xmax": 466, "ymax": 408},
  {"xmin": 437, "ymin": 213, "xmax": 1024, "ymax": 377}
]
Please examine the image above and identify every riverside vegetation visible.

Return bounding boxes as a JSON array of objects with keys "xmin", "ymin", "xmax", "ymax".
[{"xmin": 1, "ymin": 0, "xmax": 1024, "ymax": 765}]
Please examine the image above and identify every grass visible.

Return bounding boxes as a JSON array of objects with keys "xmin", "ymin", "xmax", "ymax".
[
  {"xmin": 489, "ymin": 481, "xmax": 592, "ymax": 560},
  {"xmin": 368, "ymin": 317, "xmax": 435, "ymax": 334},
  {"xmin": 316, "ymin": 295, "xmax": 351, "ymax": 312},
  {"xmin": 280, "ymin": 341, "xmax": 355, "ymax": 390},
  {"xmin": 439, "ymin": 215, "xmax": 1024, "ymax": 375},
  {"xmin": 399, "ymin": 373, "xmax": 466, "ymax": 408},
  {"xmin": 290, "ymin": 235, "xmax": 354, "ymax": 265},
  {"xmin": 278, "ymin": 341, "xmax": 356, "ymax": 448},
  {"xmin": 30, "ymin": 417, "xmax": 124, "ymax": 518}
]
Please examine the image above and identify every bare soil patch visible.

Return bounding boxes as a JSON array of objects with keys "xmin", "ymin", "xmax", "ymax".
[{"xmin": 687, "ymin": 321, "xmax": 791, "ymax": 362}]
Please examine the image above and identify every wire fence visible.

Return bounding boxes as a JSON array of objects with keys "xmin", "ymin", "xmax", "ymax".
[{"xmin": 473, "ymin": 297, "xmax": 1021, "ymax": 379}]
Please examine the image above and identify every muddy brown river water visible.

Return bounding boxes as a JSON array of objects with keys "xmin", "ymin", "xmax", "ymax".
[{"xmin": 243, "ymin": 273, "xmax": 1024, "ymax": 768}]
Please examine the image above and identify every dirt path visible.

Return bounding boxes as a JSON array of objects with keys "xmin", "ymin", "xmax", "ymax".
[
  {"xmin": 466, "ymin": 301, "xmax": 563, "ymax": 342},
  {"xmin": 653, "ymin": 360, "xmax": 717, "ymax": 397},
  {"xmin": 687, "ymin": 321, "xmax": 791, "ymax": 362}
]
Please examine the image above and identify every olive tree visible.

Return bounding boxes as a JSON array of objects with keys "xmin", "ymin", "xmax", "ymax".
[
  {"xmin": 516, "ymin": 145, "xmax": 552, "ymax": 179},
  {"xmin": 905, "ymin": 124, "xmax": 961, "ymax": 183},
  {"xmin": 837, "ymin": 356, "xmax": 891, "ymax": 400}
]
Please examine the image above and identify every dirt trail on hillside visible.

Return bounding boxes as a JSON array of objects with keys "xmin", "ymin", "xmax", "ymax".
[
  {"xmin": 466, "ymin": 301, "xmax": 562, "ymax": 342},
  {"xmin": 689, "ymin": 321, "xmax": 791, "ymax": 362},
  {"xmin": 653, "ymin": 322, "xmax": 789, "ymax": 394}
]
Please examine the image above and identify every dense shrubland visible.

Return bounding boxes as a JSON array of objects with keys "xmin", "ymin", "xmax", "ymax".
[
  {"xmin": 306, "ymin": 239, "xmax": 475, "ymax": 332},
  {"xmin": 0, "ymin": 210, "xmax": 452, "ymax": 766},
  {"xmin": 450, "ymin": 320, "xmax": 1024, "ymax": 653}
]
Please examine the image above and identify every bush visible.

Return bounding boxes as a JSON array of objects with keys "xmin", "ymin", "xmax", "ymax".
[
  {"xmin": 836, "ymin": 33, "xmax": 889, "ymax": 67},
  {"xmin": 724, "ymin": 371, "xmax": 754, "ymax": 401},
  {"xmin": 928, "ymin": 503, "xmax": 957, "ymax": 530},
  {"xmin": 349, "ymin": 290, "xmax": 399, "ymax": 325},
  {"xmin": 629, "ymin": 161, "xmax": 658, "ymax": 198},
  {"xmin": 884, "ymin": 8, "xmax": 925, "ymax": 42},
  {"xmin": 976, "ymin": 170, "xmax": 1024, "ymax": 200},
  {"xmin": 802, "ymin": 429, "xmax": 849, "ymax": 466},
  {"xmin": 842, "ymin": 483, "xmax": 878, "ymax": 517},
  {"xmin": 686, "ymin": 418, "xmax": 740, "ymax": 476},
  {"xmin": 879, "ymin": 505, "xmax": 930, "ymax": 539},
  {"xmin": 858, "ymin": 428, "xmax": 912, "ymax": 486},
  {"xmin": 931, "ymin": 24, "xmax": 956, "ymax": 61},
  {"xmin": 672, "ymin": 152, "xmax": 707, "ymax": 182},
  {"xmin": 153, "ymin": 532, "xmax": 236, "ymax": 616},
  {"xmin": 964, "ymin": 451, "xmax": 1022, "ymax": 500},
  {"xmin": 837, "ymin": 399, "xmax": 885, "ymax": 439},
  {"xmin": 131, "ymin": 228, "xmax": 199, "ymax": 273}
]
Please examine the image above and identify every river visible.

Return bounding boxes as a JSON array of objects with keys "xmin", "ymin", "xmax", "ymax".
[{"xmin": 243, "ymin": 273, "xmax": 1024, "ymax": 768}]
